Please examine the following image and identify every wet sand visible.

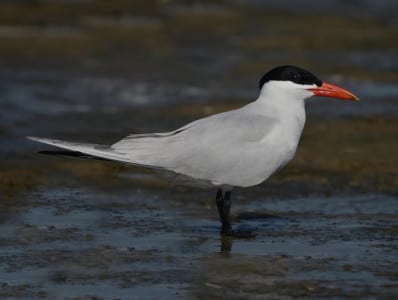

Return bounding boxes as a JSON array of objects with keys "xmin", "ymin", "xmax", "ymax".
[{"xmin": 0, "ymin": 1, "xmax": 397, "ymax": 299}]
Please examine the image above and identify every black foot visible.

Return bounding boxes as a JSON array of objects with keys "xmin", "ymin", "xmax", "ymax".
[{"xmin": 221, "ymin": 229, "xmax": 256, "ymax": 239}]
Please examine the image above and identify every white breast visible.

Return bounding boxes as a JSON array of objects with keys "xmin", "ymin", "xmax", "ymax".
[{"xmin": 238, "ymin": 84, "xmax": 307, "ymax": 187}]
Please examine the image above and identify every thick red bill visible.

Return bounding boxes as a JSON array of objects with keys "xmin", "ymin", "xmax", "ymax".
[{"xmin": 308, "ymin": 82, "xmax": 359, "ymax": 101}]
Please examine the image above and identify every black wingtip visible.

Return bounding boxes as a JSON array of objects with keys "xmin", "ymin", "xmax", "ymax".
[{"xmin": 38, "ymin": 150, "xmax": 110, "ymax": 161}]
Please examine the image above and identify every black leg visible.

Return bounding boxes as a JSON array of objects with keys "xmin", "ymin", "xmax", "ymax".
[
  {"xmin": 215, "ymin": 189, "xmax": 256, "ymax": 238},
  {"xmin": 216, "ymin": 189, "xmax": 232, "ymax": 236}
]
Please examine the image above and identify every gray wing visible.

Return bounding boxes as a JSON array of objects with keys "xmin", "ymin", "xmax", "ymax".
[{"xmin": 112, "ymin": 108, "xmax": 277, "ymax": 183}]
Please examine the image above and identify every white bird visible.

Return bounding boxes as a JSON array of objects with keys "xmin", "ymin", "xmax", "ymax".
[{"xmin": 28, "ymin": 65, "xmax": 359, "ymax": 237}]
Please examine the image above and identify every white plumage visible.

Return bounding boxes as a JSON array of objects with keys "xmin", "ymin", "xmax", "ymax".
[{"xmin": 28, "ymin": 81, "xmax": 311, "ymax": 188}]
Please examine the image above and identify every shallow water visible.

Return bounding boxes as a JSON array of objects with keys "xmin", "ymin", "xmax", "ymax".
[{"xmin": 0, "ymin": 1, "xmax": 397, "ymax": 299}]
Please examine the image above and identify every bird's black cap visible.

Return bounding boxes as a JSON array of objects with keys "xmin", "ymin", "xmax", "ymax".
[{"xmin": 259, "ymin": 65, "xmax": 322, "ymax": 89}]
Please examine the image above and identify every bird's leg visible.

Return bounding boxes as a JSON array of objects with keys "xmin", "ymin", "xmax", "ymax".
[
  {"xmin": 216, "ymin": 189, "xmax": 256, "ymax": 239},
  {"xmin": 216, "ymin": 189, "xmax": 232, "ymax": 236}
]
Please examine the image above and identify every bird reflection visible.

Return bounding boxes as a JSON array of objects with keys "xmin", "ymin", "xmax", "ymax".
[{"xmin": 220, "ymin": 236, "xmax": 233, "ymax": 255}]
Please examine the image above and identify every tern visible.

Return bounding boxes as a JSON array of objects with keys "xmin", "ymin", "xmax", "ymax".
[{"xmin": 28, "ymin": 65, "xmax": 358, "ymax": 237}]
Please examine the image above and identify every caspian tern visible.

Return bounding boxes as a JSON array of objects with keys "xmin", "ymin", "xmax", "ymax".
[{"xmin": 28, "ymin": 65, "xmax": 358, "ymax": 236}]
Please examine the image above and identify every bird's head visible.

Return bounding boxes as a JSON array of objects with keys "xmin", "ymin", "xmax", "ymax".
[{"xmin": 259, "ymin": 65, "xmax": 359, "ymax": 101}]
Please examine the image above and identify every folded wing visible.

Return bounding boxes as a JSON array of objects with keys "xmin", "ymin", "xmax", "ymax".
[{"xmin": 111, "ymin": 109, "xmax": 277, "ymax": 183}]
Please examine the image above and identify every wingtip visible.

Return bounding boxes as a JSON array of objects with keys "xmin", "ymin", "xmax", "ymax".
[
  {"xmin": 26, "ymin": 136, "xmax": 54, "ymax": 145},
  {"xmin": 26, "ymin": 136, "xmax": 42, "ymax": 142}
]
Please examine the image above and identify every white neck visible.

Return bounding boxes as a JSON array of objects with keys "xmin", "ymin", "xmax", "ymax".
[
  {"xmin": 251, "ymin": 81, "xmax": 313, "ymax": 141},
  {"xmin": 258, "ymin": 80, "xmax": 313, "ymax": 105},
  {"xmin": 253, "ymin": 81, "xmax": 311, "ymax": 119}
]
